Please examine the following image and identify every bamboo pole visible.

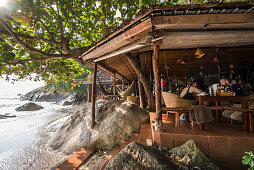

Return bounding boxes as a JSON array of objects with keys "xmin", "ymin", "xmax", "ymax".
[
  {"xmin": 87, "ymin": 84, "xmax": 90, "ymax": 104},
  {"xmin": 91, "ymin": 63, "xmax": 97, "ymax": 129}
]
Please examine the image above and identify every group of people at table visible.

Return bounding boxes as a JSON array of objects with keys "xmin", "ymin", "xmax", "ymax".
[{"xmin": 161, "ymin": 77, "xmax": 246, "ymax": 122}]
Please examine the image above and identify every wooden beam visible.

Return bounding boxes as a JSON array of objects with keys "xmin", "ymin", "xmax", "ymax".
[
  {"xmin": 82, "ymin": 19, "xmax": 152, "ymax": 61},
  {"xmin": 160, "ymin": 31, "xmax": 254, "ymax": 49},
  {"xmin": 152, "ymin": 41, "xmax": 162, "ymax": 132},
  {"xmin": 91, "ymin": 63, "xmax": 97, "ymax": 129},
  {"xmin": 152, "ymin": 13, "xmax": 254, "ymax": 26}
]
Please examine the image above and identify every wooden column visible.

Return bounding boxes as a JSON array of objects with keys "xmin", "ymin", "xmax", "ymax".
[
  {"xmin": 152, "ymin": 41, "xmax": 162, "ymax": 132},
  {"xmin": 87, "ymin": 84, "xmax": 90, "ymax": 104},
  {"xmin": 125, "ymin": 53, "xmax": 155, "ymax": 109},
  {"xmin": 91, "ymin": 63, "xmax": 97, "ymax": 129},
  {"xmin": 198, "ymin": 96, "xmax": 206, "ymax": 131}
]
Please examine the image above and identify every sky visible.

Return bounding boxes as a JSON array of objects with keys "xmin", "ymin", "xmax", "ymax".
[{"xmin": 0, "ymin": 75, "xmax": 45, "ymax": 97}]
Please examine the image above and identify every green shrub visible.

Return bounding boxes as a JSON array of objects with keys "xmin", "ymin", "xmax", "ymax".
[{"xmin": 242, "ymin": 151, "xmax": 254, "ymax": 170}]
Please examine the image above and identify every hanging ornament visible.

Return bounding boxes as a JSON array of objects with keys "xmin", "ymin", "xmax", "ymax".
[
  {"xmin": 195, "ymin": 48, "xmax": 205, "ymax": 58},
  {"xmin": 229, "ymin": 64, "xmax": 234, "ymax": 69},
  {"xmin": 213, "ymin": 56, "xmax": 219, "ymax": 63},
  {"xmin": 177, "ymin": 59, "xmax": 185, "ymax": 64},
  {"xmin": 200, "ymin": 65, "xmax": 204, "ymax": 70}
]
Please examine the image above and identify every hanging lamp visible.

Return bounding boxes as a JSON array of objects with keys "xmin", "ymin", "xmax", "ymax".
[
  {"xmin": 195, "ymin": 47, "xmax": 205, "ymax": 59},
  {"xmin": 229, "ymin": 64, "xmax": 234, "ymax": 69}
]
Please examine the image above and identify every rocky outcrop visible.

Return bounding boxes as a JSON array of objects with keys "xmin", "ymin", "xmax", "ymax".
[
  {"xmin": 105, "ymin": 141, "xmax": 219, "ymax": 170},
  {"xmin": 47, "ymin": 100, "xmax": 149, "ymax": 154},
  {"xmin": 167, "ymin": 140, "xmax": 219, "ymax": 170},
  {"xmin": 15, "ymin": 102, "xmax": 44, "ymax": 111},
  {"xmin": 106, "ymin": 142, "xmax": 176, "ymax": 170},
  {"xmin": 20, "ymin": 87, "xmax": 74, "ymax": 103}
]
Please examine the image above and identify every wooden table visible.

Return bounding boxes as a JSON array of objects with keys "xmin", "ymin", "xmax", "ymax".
[{"xmin": 198, "ymin": 96, "xmax": 251, "ymax": 132}]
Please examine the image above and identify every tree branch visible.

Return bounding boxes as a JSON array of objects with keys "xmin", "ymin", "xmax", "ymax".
[
  {"xmin": 0, "ymin": 56, "xmax": 69, "ymax": 68},
  {"xmin": 0, "ymin": 30, "xmax": 62, "ymax": 46},
  {"xmin": 0, "ymin": 17, "xmax": 70, "ymax": 58},
  {"xmin": 25, "ymin": 0, "xmax": 55, "ymax": 40}
]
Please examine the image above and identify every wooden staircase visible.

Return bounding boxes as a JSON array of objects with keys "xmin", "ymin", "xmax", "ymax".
[{"xmin": 54, "ymin": 123, "xmax": 152, "ymax": 170}]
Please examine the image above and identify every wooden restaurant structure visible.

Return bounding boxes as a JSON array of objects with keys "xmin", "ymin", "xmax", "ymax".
[{"xmin": 80, "ymin": 2, "xmax": 254, "ymax": 169}]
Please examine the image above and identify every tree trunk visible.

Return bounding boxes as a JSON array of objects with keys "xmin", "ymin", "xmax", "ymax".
[
  {"xmin": 125, "ymin": 53, "xmax": 155, "ymax": 109},
  {"xmin": 135, "ymin": 55, "xmax": 146, "ymax": 109},
  {"xmin": 152, "ymin": 43, "xmax": 162, "ymax": 132},
  {"xmin": 91, "ymin": 63, "xmax": 97, "ymax": 129}
]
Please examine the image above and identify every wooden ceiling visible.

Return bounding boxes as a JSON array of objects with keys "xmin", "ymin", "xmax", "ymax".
[{"xmin": 101, "ymin": 46, "xmax": 254, "ymax": 81}]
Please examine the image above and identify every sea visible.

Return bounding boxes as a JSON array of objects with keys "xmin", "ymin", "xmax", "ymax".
[{"xmin": 0, "ymin": 78, "xmax": 74, "ymax": 170}]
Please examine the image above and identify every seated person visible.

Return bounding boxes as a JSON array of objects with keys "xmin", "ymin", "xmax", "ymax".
[
  {"xmin": 222, "ymin": 79, "xmax": 245, "ymax": 122},
  {"xmin": 180, "ymin": 79, "xmax": 202, "ymax": 100}
]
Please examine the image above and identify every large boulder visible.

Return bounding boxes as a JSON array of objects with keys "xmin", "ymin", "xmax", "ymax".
[
  {"xmin": 47, "ymin": 100, "xmax": 149, "ymax": 154},
  {"xmin": 15, "ymin": 102, "xmax": 44, "ymax": 111},
  {"xmin": 167, "ymin": 140, "xmax": 219, "ymax": 170},
  {"xmin": 105, "ymin": 142, "xmax": 176, "ymax": 170}
]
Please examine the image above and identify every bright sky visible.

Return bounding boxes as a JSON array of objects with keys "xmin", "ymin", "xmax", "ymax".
[
  {"xmin": 0, "ymin": 75, "xmax": 45, "ymax": 97},
  {"xmin": 0, "ymin": 0, "xmax": 7, "ymax": 7}
]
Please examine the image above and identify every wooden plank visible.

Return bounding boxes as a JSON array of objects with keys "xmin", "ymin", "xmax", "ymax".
[
  {"xmin": 160, "ymin": 31, "xmax": 254, "ymax": 49},
  {"xmin": 152, "ymin": 13, "xmax": 254, "ymax": 26},
  {"xmin": 55, "ymin": 148, "xmax": 93, "ymax": 170},
  {"xmin": 82, "ymin": 19, "xmax": 152, "ymax": 60}
]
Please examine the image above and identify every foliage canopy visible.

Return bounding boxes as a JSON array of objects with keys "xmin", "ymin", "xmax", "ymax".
[{"xmin": 0, "ymin": 0, "xmax": 242, "ymax": 84}]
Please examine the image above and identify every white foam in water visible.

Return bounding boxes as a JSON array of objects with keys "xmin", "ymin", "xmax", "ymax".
[{"xmin": 0, "ymin": 96, "xmax": 75, "ymax": 170}]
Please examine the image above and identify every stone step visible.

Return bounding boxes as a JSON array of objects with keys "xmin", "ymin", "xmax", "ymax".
[{"xmin": 138, "ymin": 123, "xmax": 153, "ymax": 145}]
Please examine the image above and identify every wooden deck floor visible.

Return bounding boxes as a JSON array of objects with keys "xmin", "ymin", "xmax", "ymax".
[{"xmin": 150, "ymin": 112, "xmax": 254, "ymax": 170}]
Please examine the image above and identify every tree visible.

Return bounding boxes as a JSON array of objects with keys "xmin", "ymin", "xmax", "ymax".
[{"xmin": 0, "ymin": 0, "xmax": 171, "ymax": 83}]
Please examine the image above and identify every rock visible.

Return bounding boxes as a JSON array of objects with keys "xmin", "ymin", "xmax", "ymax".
[
  {"xmin": 105, "ymin": 142, "xmax": 176, "ymax": 170},
  {"xmin": 15, "ymin": 102, "xmax": 44, "ymax": 111},
  {"xmin": 20, "ymin": 87, "xmax": 74, "ymax": 103},
  {"xmin": 48, "ymin": 100, "xmax": 149, "ymax": 154},
  {"xmin": 62, "ymin": 101, "xmax": 73, "ymax": 106},
  {"xmin": 167, "ymin": 140, "xmax": 219, "ymax": 170}
]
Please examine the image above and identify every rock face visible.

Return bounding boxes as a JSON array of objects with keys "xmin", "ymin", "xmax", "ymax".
[
  {"xmin": 167, "ymin": 140, "xmax": 219, "ymax": 170},
  {"xmin": 47, "ymin": 100, "xmax": 149, "ymax": 154},
  {"xmin": 20, "ymin": 87, "xmax": 73, "ymax": 103},
  {"xmin": 106, "ymin": 140, "xmax": 219, "ymax": 170},
  {"xmin": 105, "ymin": 142, "xmax": 176, "ymax": 170},
  {"xmin": 15, "ymin": 102, "xmax": 44, "ymax": 111}
]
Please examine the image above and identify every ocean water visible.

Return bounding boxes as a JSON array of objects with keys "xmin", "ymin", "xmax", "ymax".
[{"xmin": 0, "ymin": 95, "xmax": 74, "ymax": 170}]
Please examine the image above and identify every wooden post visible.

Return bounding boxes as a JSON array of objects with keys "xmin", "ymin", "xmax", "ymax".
[
  {"xmin": 91, "ymin": 63, "xmax": 97, "ymax": 129},
  {"xmin": 87, "ymin": 84, "xmax": 90, "ymax": 104},
  {"xmin": 125, "ymin": 53, "xmax": 155, "ymax": 109},
  {"xmin": 152, "ymin": 41, "xmax": 162, "ymax": 132},
  {"xmin": 149, "ymin": 51, "xmax": 154, "ymax": 92},
  {"xmin": 113, "ymin": 73, "xmax": 116, "ymax": 96},
  {"xmin": 198, "ymin": 96, "xmax": 206, "ymax": 131}
]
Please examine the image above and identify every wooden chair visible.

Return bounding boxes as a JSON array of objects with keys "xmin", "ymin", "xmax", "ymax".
[{"xmin": 162, "ymin": 92, "xmax": 194, "ymax": 127}]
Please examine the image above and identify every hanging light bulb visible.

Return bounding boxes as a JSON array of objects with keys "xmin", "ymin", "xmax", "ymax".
[
  {"xmin": 231, "ymin": 70, "xmax": 235, "ymax": 74},
  {"xmin": 177, "ymin": 59, "xmax": 185, "ymax": 64},
  {"xmin": 229, "ymin": 64, "xmax": 234, "ymax": 69},
  {"xmin": 199, "ymin": 71, "xmax": 204, "ymax": 76},
  {"xmin": 195, "ymin": 48, "xmax": 205, "ymax": 58},
  {"xmin": 213, "ymin": 56, "xmax": 219, "ymax": 63},
  {"xmin": 200, "ymin": 65, "xmax": 204, "ymax": 70}
]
